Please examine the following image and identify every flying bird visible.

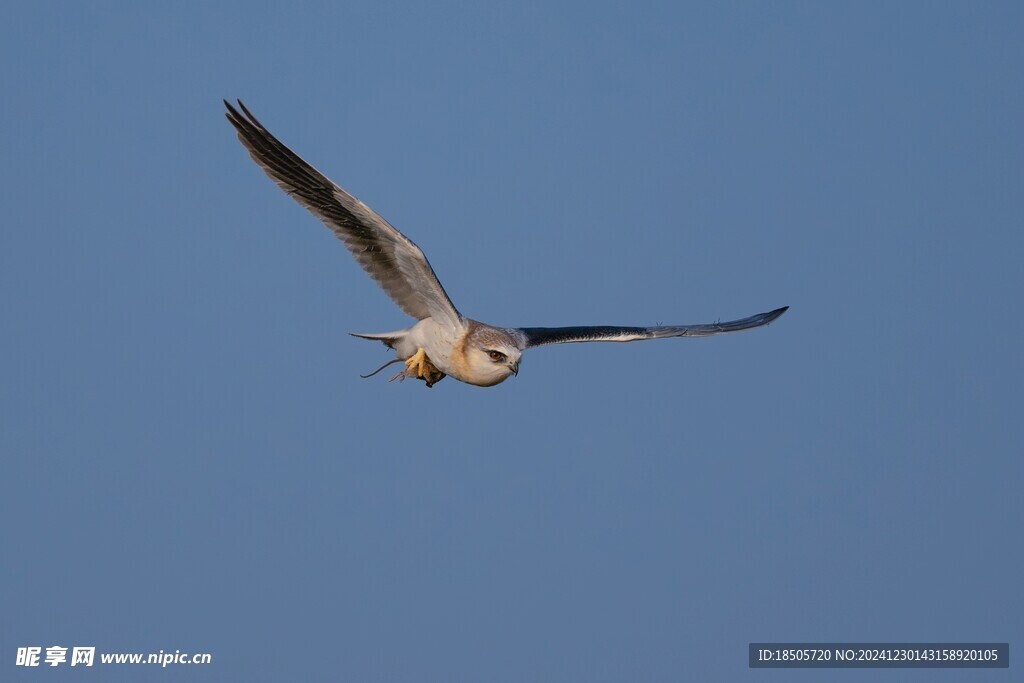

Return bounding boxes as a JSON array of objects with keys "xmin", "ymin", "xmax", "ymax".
[{"xmin": 225, "ymin": 100, "xmax": 787, "ymax": 388}]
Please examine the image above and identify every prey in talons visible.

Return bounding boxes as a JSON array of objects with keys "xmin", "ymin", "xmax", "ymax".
[{"xmin": 389, "ymin": 348, "xmax": 446, "ymax": 388}]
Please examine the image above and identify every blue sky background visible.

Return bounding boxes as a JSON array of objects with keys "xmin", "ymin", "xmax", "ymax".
[{"xmin": 2, "ymin": 2, "xmax": 1021, "ymax": 681}]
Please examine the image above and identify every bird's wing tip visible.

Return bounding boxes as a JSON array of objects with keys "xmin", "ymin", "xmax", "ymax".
[{"xmin": 761, "ymin": 305, "xmax": 789, "ymax": 326}]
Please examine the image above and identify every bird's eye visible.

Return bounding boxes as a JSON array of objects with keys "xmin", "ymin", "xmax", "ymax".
[{"xmin": 488, "ymin": 350, "xmax": 505, "ymax": 362}]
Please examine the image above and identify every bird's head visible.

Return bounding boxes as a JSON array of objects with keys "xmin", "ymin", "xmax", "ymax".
[{"xmin": 464, "ymin": 327, "xmax": 522, "ymax": 386}]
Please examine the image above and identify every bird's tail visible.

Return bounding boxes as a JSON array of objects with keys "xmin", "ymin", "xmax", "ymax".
[{"xmin": 349, "ymin": 330, "xmax": 405, "ymax": 349}]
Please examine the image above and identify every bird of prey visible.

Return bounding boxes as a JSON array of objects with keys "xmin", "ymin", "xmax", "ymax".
[{"xmin": 225, "ymin": 100, "xmax": 788, "ymax": 388}]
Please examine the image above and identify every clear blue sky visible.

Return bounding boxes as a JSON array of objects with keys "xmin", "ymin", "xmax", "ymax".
[{"xmin": 2, "ymin": 2, "xmax": 1021, "ymax": 681}]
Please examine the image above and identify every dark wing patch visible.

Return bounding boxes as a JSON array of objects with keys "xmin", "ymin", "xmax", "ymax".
[
  {"xmin": 224, "ymin": 100, "xmax": 461, "ymax": 327},
  {"xmin": 519, "ymin": 306, "xmax": 788, "ymax": 348}
]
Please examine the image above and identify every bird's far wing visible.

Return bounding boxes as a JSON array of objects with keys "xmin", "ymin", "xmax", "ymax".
[
  {"xmin": 517, "ymin": 306, "xmax": 788, "ymax": 349},
  {"xmin": 225, "ymin": 100, "xmax": 462, "ymax": 329}
]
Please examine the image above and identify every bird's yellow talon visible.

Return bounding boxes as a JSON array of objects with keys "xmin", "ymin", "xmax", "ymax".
[{"xmin": 390, "ymin": 348, "xmax": 445, "ymax": 387}]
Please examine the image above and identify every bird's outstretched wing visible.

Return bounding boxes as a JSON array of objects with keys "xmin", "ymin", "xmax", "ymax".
[
  {"xmin": 517, "ymin": 306, "xmax": 788, "ymax": 349},
  {"xmin": 225, "ymin": 100, "xmax": 462, "ymax": 329}
]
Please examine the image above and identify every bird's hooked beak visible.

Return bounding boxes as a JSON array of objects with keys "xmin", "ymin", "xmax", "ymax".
[{"xmin": 510, "ymin": 359, "xmax": 519, "ymax": 376}]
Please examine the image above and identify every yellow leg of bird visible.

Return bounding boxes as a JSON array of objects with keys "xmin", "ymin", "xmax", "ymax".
[
  {"xmin": 388, "ymin": 348, "xmax": 446, "ymax": 388},
  {"xmin": 405, "ymin": 347, "xmax": 429, "ymax": 378}
]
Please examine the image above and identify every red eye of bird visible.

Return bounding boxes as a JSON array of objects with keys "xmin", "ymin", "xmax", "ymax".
[{"xmin": 489, "ymin": 351, "xmax": 505, "ymax": 362}]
